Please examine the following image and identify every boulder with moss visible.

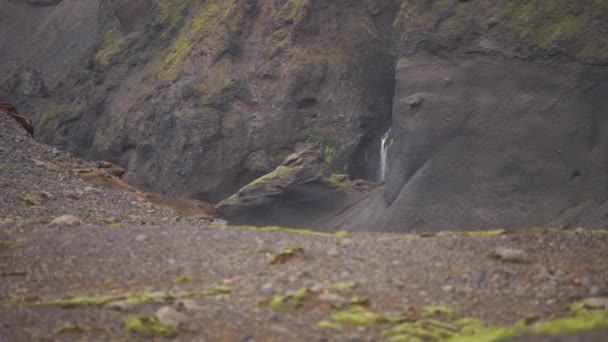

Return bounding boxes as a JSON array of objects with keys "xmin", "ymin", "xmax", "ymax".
[{"xmin": 216, "ymin": 145, "xmax": 375, "ymax": 230}]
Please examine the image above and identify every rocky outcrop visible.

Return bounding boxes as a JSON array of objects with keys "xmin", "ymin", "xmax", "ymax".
[
  {"xmin": 0, "ymin": 102, "xmax": 34, "ymax": 136},
  {"xmin": 335, "ymin": 57, "xmax": 608, "ymax": 232},
  {"xmin": 216, "ymin": 145, "xmax": 375, "ymax": 229}
]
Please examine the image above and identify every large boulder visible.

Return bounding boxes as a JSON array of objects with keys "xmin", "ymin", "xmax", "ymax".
[{"xmin": 216, "ymin": 145, "xmax": 375, "ymax": 229}]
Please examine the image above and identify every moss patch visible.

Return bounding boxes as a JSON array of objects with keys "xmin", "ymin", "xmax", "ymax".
[
  {"xmin": 0, "ymin": 239, "xmax": 25, "ymax": 250},
  {"xmin": 317, "ymin": 320, "xmax": 342, "ymax": 330},
  {"xmin": 396, "ymin": 0, "xmax": 608, "ymax": 63},
  {"xmin": 269, "ymin": 246, "xmax": 305, "ymax": 265},
  {"xmin": 217, "ymin": 224, "xmax": 350, "ymax": 238},
  {"xmin": 327, "ymin": 174, "xmax": 350, "ymax": 189},
  {"xmin": 269, "ymin": 287, "xmax": 309, "ymax": 310},
  {"xmin": 422, "ymin": 305, "xmax": 455, "ymax": 318},
  {"xmin": 95, "ymin": 217, "xmax": 122, "ymax": 228},
  {"xmin": 246, "ymin": 166, "xmax": 297, "ymax": 188},
  {"xmin": 122, "ymin": 315, "xmax": 178, "ymax": 338},
  {"xmin": 12, "ymin": 286, "xmax": 233, "ymax": 308},
  {"xmin": 175, "ymin": 275, "xmax": 193, "ymax": 284},
  {"xmin": 180, "ymin": 285, "xmax": 233, "ymax": 298},
  {"xmin": 20, "ymin": 192, "xmax": 44, "ymax": 207},
  {"xmin": 329, "ymin": 305, "xmax": 404, "ymax": 326},
  {"xmin": 95, "ymin": 30, "xmax": 130, "ymax": 66},
  {"xmin": 157, "ymin": 0, "xmax": 246, "ymax": 79}
]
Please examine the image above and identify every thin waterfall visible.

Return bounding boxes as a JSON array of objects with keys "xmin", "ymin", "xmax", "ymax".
[{"xmin": 379, "ymin": 127, "xmax": 391, "ymax": 182}]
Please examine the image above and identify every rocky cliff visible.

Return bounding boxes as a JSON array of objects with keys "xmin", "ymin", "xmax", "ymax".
[
  {"xmin": 2, "ymin": 0, "xmax": 396, "ymax": 203},
  {"xmin": 2, "ymin": 0, "xmax": 608, "ymax": 232}
]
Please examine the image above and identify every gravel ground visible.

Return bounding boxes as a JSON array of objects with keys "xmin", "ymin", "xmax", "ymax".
[{"xmin": 1, "ymin": 113, "xmax": 608, "ymax": 341}]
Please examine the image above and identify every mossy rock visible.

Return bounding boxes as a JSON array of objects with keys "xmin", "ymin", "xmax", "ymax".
[{"xmin": 122, "ymin": 315, "xmax": 178, "ymax": 338}]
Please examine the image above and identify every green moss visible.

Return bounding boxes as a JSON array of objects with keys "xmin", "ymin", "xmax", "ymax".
[
  {"xmin": 317, "ymin": 320, "xmax": 342, "ymax": 330},
  {"xmin": 269, "ymin": 246, "xmax": 304, "ymax": 265},
  {"xmin": 455, "ymin": 318, "xmax": 487, "ymax": 335},
  {"xmin": 95, "ymin": 30, "xmax": 129, "ymax": 66},
  {"xmin": 43, "ymin": 103, "xmax": 61, "ymax": 129},
  {"xmin": 531, "ymin": 312, "xmax": 608, "ymax": 335},
  {"xmin": 158, "ymin": 0, "xmax": 245, "ymax": 80},
  {"xmin": 348, "ymin": 296, "xmax": 370, "ymax": 306},
  {"xmin": 122, "ymin": 315, "xmax": 178, "ymax": 338},
  {"xmin": 158, "ymin": 0, "xmax": 192, "ymax": 38},
  {"xmin": 434, "ymin": 230, "xmax": 506, "ymax": 238},
  {"xmin": 246, "ymin": 166, "xmax": 297, "ymax": 187},
  {"xmin": 267, "ymin": 0, "xmax": 308, "ymax": 57},
  {"xmin": 270, "ymin": 287, "xmax": 309, "ymax": 310},
  {"xmin": 35, "ymin": 294, "xmax": 122, "ymax": 308},
  {"xmin": 175, "ymin": 275, "xmax": 193, "ymax": 284},
  {"xmin": 422, "ymin": 305, "xmax": 455, "ymax": 318},
  {"xmin": 327, "ymin": 174, "xmax": 350, "ymax": 190},
  {"xmin": 504, "ymin": 0, "xmax": 608, "ymax": 62},
  {"xmin": 0, "ymin": 239, "xmax": 25, "ymax": 249},
  {"xmin": 1, "ymin": 228, "xmax": 15, "ymax": 236},
  {"xmin": 327, "ymin": 282, "xmax": 357, "ymax": 291},
  {"xmin": 15, "ymin": 286, "xmax": 233, "ymax": 308},
  {"xmin": 0, "ymin": 164, "xmax": 7, "ymax": 172},
  {"xmin": 276, "ymin": 0, "xmax": 307, "ymax": 23},
  {"xmin": 333, "ymin": 230, "xmax": 352, "ymax": 238},
  {"xmin": 21, "ymin": 192, "xmax": 44, "ymax": 207},
  {"xmin": 446, "ymin": 311, "xmax": 608, "ymax": 342},
  {"xmin": 127, "ymin": 215, "xmax": 148, "ymax": 225},
  {"xmin": 384, "ymin": 321, "xmax": 456, "ymax": 340},
  {"xmin": 329, "ymin": 306, "xmax": 402, "ymax": 326},
  {"xmin": 95, "ymin": 217, "xmax": 122, "ymax": 228},
  {"xmin": 213, "ymin": 223, "xmax": 351, "ymax": 238},
  {"xmin": 197, "ymin": 64, "xmax": 238, "ymax": 107},
  {"xmin": 180, "ymin": 285, "xmax": 233, "ymax": 298}
]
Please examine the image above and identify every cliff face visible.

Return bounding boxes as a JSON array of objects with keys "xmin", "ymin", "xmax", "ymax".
[
  {"xmin": 2, "ymin": 0, "xmax": 608, "ymax": 231},
  {"xmin": 2, "ymin": 0, "xmax": 397, "ymax": 202}
]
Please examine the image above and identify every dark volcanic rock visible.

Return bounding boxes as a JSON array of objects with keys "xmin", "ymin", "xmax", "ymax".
[
  {"xmin": 216, "ymin": 145, "xmax": 375, "ymax": 230},
  {"xmin": 0, "ymin": 0, "xmax": 397, "ymax": 202},
  {"xmin": 336, "ymin": 57, "xmax": 608, "ymax": 232}
]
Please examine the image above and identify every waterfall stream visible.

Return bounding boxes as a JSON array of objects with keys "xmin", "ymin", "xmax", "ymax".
[{"xmin": 379, "ymin": 128, "xmax": 391, "ymax": 182}]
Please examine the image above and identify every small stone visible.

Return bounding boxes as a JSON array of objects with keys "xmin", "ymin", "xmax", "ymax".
[
  {"xmin": 177, "ymin": 299, "xmax": 202, "ymax": 312},
  {"xmin": 135, "ymin": 234, "xmax": 148, "ymax": 242},
  {"xmin": 50, "ymin": 215, "xmax": 82, "ymax": 227},
  {"xmin": 327, "ymin": 246, "xmax": 339, "ymax": 257},
  {"xmin": 318, "ymin": 293, "xmax": 347, "ymax": 307},
  {"xmin": 589, "ymin": 286, "xmax": 601, "ymax": 296},
  {"xmin": 408, "ymin": 96, "xmax": 424, "ymax": 109},
  {"xmin": 155, "ymin": 306, "xmax": 187, "ymax": 327},
  {"xmin": 32, "ymin": 159, "xmax": 61, "ymax": 172},
  {"xmin": 106, "ymin": 300, "xmax": 133, "ymax": 311},
  {"xmin": 261, "ymin": 282, "xmax": 273, "ymax": 292},
  {"xmin": 367, "ymin": 5, "xmax": 380, "ymax": 16},
  {"xmin": 489, "ymin": 247, "xmax": 529, "ymax": 263},
  {"xmin": 442, "ymin": 285, "xmax": 454, "ymax": 293}
]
